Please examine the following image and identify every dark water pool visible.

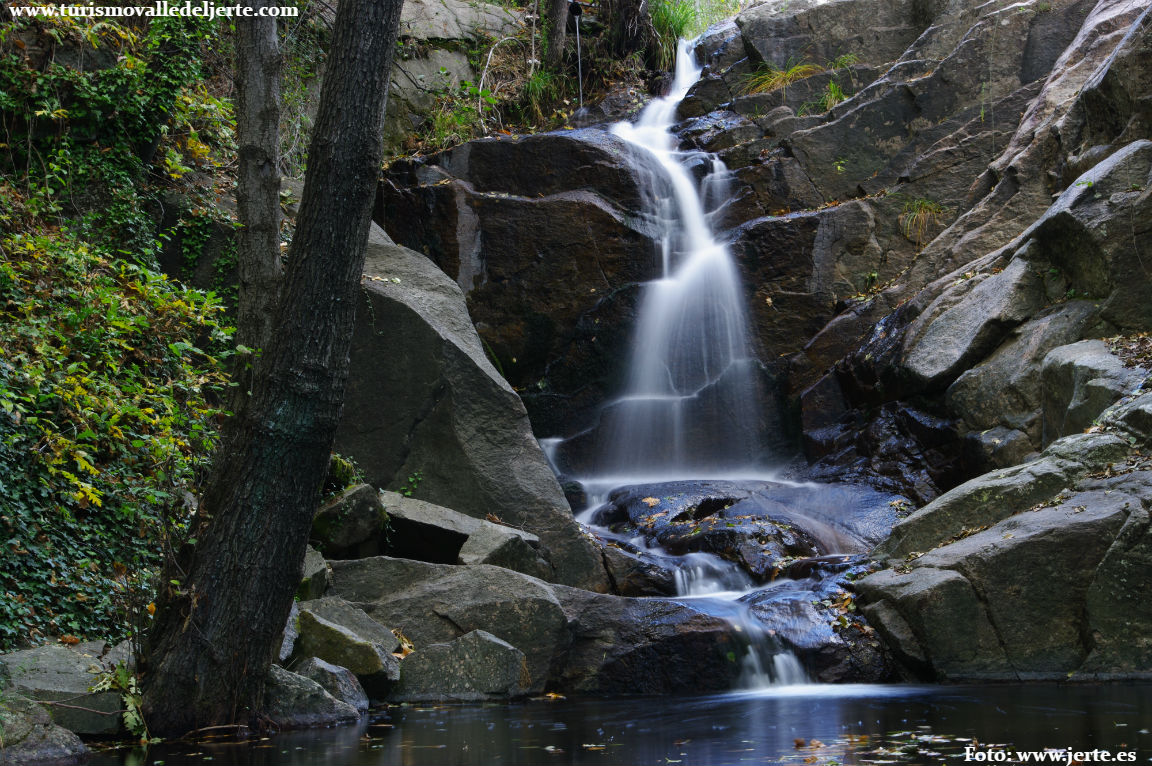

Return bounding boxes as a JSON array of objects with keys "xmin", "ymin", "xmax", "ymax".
[{"xmin": 91, "ymin": 684, "xmax": 1152, "ymax": 766}]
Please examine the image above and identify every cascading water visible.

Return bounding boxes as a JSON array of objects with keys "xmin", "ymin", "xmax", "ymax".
[
  {"xmin": 590, "ymin": 38, "xmax": 767, "ymax": 481},
  {"xmin": 579, "ymin": 39, "xmax": 809, "ymax": 688}
]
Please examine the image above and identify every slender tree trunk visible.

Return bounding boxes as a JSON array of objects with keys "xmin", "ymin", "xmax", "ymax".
[
  {"xmin": 234, "ymin": 5, "xmax": 283, "ymax": 357},
  {"xmin": 544, "ymin": 0, "xmax": 569, "ymax": 69},
  {"xmin": 141, "ymin": 0, "xmax": 404, "ymax": 737}
]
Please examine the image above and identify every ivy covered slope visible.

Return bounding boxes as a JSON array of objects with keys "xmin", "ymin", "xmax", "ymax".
[{"xmin": 0, "ymin": 14, "xmax": 236, "ymax": 649}]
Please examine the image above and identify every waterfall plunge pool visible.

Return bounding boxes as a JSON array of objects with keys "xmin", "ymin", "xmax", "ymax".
[{"xmin": 90, "ymin": 683, "xmax": 1152, "ymax": 765}]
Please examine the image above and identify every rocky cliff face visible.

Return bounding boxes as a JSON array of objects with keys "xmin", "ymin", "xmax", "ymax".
[{"xmin": 377, "ymin": 0, "xmax": 1151, "ymax": 680}]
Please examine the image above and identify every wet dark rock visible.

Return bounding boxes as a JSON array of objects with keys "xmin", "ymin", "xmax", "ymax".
[
  {"xmin": 593, "ymin": 480, "xmax": 903, "ymax": 580},
  {"xmin": 744, "ymin": 565, "xmax": 892, "ymax": 682},
  {"xmin": 802, "ymin": 401, "xmax": 965, "ymax": 507},
  {"xmin": 600, "ymin": 543, "xmax": 679, "ymax": 596},
  {"xmin": 549, "ymin": 585, "xmax": 744, "ymax": 694},
  {"xmin": 378, "ymin": 132, "xmax": 661, "ymax": 441}
]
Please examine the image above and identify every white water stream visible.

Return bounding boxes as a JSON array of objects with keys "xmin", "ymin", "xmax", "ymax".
[
  {"xmin": 581, "ymin": 40, "xmax": 810, "ymax": 687},
  {"xmin": 589, "ymin": 39, "xmax": 766, "ymax": 479}
]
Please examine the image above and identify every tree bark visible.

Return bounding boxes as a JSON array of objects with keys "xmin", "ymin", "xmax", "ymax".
[
  {"xmin": 544, "ymin": 0, "xmax": 569, "ymax": 69},
  {"xmin": 140, "ymin": 0, "xmax": 404, "ymax": 737},
  {"xmin": 234, "ymin": 4, "xmax": 283, "ymax": 356}
]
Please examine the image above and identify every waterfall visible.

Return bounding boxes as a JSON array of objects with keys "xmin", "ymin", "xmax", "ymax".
[
  {"xmin": 572, "ymin": 39, "xmax": 810, "ymax": 689},
  {"xmin": 592, "ymin": 39, "xmax": 766, "ymax": 480}
]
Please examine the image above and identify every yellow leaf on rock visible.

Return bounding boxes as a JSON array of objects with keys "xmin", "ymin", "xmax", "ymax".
[{"xmin": 642, "ymin": 497, "xmax": 660, "ymax": 507}]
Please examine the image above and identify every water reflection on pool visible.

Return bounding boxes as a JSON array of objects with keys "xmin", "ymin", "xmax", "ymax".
[{"xmin": 93, "ymin": 684, "xmax": 1152, "ymax": 765}]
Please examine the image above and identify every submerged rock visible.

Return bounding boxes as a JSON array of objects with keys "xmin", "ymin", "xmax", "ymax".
[{"xmin": 549, "ymin": 586, "xmax": 744, "ymax": 694}]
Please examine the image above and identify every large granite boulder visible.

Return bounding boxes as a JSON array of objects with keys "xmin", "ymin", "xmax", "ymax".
[
  {"xmin": 264, "ymin": 665, "xmax": 360, "ymax": 729},
  {"xmin": 548, "ymin": 585, "xmax": 744, "ymax": 694},
  {"xmin": 390, "ymin": 629, "xmax": 530, "ymax": 702},
  {"xmin": 1040, "ymin": 340, "xmax": 1148, "ymax": 445},
  {"xmin": 735, "ymin": 0, "xmax": 936, "ymax": 71},
  {"xmin": 0, "ymin": 694, "xmax": 89, "ymax": 765},
  {"xmin": 335, "ymin": 236, "xmax": 607, "ymax": 591},
  {"xmin": 877, "ymin": 431, "xmax": 1130, "ymax": 558},
  {"xmin": 378, "ymin": 130, "xmax": 661, "ymax": 439},
  {"xmin": 293, "ymin": 597, "xmax": 401, "ymax": 696},
  {"xmin": 327, "ymin": 558, "xmax": 568, "ymax": 693},
  {"xmin": 858, "ymin": 390, "xmax": 1152, "ymax": 680}
]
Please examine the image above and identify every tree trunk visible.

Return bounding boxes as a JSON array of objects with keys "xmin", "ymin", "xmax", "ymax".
[
  {"xmin": 544, "ymin": 0, "xmax": 569, "ymax": 69},
  {"xmin": 140, "ymin": 0, "xmax": 404, "ymax": 737},
  {"xmin": 234, "ymin": 5, "xmax": 283, "ymax": 356}
]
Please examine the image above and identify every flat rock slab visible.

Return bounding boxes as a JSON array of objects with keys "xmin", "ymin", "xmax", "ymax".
[{"xmin": 3, "ymin": 644, "xmax": 123, "ymax": 735}]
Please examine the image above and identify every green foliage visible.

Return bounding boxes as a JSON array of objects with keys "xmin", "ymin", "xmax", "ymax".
[
  {"xmin": 0, "ymin": 14, "xmax": 234, "ymax": 650},
  {"xmin": 322, "ymin": 453, "xmax": 363, "ymax": 499},
  {"xmin": 424, "ymin": 79, "xmax": 500, "ymax": 151},
  {"xmin": 0, "ymin": 230, "xmax": 231, "ymax": 649},
  {"xmin": 650, "ymin": 0, "xmax": 742, "ymax": 71},
  {"xmin": 827, "ymin": 52, "xmax": 860, "ymax": 71},
  {"xmin": 523, "ymin": 68, "xmax": 561, "ymax": 122},
  {"xmin": 90, "ymin": 660, "xmax": 154, "ymax": 741},
  {"xmin": 0, "ymin": 13, "xmax": 222, "ymax": 264},
  {"xmin": 742, "ymin": 58, "xmax": 825, "ymax": 99},
  {"xmin": 399, "ymin": 471, "xmax": 424, "ymax": 498},
  {"xmin": 278, "ymin": 0, "xmax": 330, "ymax": 174},
  {"xmin": 650, "ymin": 0, "xmax": 696, "ymax": 71},
  {"xmin": 901, "ymin": 197, "xmax": 948, "ymax": 246}
]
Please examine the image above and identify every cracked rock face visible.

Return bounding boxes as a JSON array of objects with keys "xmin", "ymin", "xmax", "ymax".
[
  {"xmin": 856, "ymin": 391, "xmax": 1152, "ymax": 681},
  {"xmin": 335, "ymin": 234, "xmax": 608, "ymax": 592}
]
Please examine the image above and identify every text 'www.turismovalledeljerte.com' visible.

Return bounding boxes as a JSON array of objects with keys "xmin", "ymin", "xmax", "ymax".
[{"xmin": 10, "ymin": 2, "xmax": 300, "ymax": 20}]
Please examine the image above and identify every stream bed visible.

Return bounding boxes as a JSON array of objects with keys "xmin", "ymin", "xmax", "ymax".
[{"xmin": 92, "ymin": 684, "xmax": 1152, "ymax": 765}]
